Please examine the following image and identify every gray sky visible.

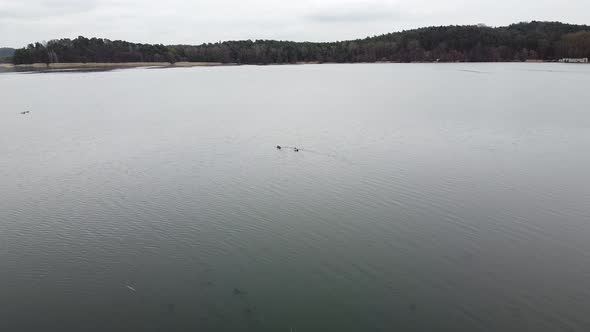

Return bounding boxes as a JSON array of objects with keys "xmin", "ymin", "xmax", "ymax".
[{"xmin": 1, "ymin": 0, "xmax": 588, "ymax": 47}]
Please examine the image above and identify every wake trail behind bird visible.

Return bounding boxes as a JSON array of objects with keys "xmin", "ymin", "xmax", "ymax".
[
  {"xmin": 277, "ymin": 146, "xmax": 355, "ymax": 166},
  {"xmin": 457, "ymin": 69, "xmax": 490, "ymax": 74}
]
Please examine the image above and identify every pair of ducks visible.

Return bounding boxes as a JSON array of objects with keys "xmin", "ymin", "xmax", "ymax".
[{"xmin": 276, "ymin": 145, "xmax": 299, "ymax": 152}]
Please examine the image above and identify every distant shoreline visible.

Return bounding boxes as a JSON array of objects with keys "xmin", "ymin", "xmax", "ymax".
[
  {"xmin": 1, "ymin": 60, "xmax": 586, "ymax": 73},
  {"xmin": 0, "ymin": 61, "xmax": 233, "ymax": 71}
]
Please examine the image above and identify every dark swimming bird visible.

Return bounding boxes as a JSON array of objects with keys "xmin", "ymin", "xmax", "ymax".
[
  {"xmin": 293, "ymin": 148, "xmax": 299, "ymax": 152},
  {"xmin": 276, "ymin": 145, "xmax": 282, "ymax": 149}
]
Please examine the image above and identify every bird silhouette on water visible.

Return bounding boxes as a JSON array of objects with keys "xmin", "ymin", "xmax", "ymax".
[{"xmin": 275, "ymin": 145, "xmax": 300, "ymax": 152}]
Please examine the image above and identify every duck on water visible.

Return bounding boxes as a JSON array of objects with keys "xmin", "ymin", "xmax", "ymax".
[{"xmin": 276, "ymin": 145, "xmax": 299, "ymax": 152}]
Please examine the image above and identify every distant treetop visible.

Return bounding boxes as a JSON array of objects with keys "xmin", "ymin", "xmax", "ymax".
[{"xmin": 0, "ymin": 47, "xmax": 16, "ymax": 62}]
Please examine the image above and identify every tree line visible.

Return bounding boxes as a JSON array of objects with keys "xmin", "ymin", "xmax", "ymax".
[{"xmin": 11, "ymin": 21, "xmax": 590, "ymax": 65}]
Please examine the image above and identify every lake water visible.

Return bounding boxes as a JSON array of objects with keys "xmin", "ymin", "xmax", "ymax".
[{"xmin": 1, "ymin": 63, "xmax": 590, "ymax": 331}]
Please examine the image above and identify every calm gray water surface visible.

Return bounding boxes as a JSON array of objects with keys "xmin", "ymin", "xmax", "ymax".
[{"xmin": 1, "ymin": 63, "xmax": 590, "ymax": 331}]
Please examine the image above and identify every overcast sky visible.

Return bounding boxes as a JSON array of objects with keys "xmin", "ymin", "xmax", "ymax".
[{"xmin": 1, "ymin": 0, "xmax": 589, "ymax": 47}]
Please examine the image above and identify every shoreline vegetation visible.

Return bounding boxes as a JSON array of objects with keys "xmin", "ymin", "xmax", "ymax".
[{"xmin": 5, "ymin": 21, "xmax": 590, "ymax": 66}]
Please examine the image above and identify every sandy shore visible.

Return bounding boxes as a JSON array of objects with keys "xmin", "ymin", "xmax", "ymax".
[
  {"xmin": 1, "ymin": 60, "xmax": 576, "ymax": 72},
  {"xmin": 0, "ymin": 62, "xmax": 233, "ymax": 71}
]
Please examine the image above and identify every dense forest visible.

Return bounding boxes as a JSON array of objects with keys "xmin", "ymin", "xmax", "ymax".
[{"xmin": 10, "ymin": 21, "xmax": 590, "ymax": 65}]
